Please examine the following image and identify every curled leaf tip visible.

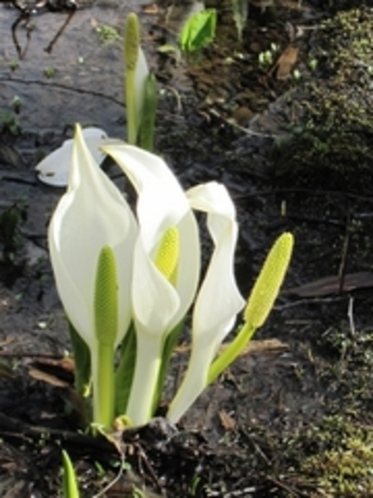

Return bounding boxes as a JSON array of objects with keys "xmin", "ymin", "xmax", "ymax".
[{"xmin": 244, "ymin": 232, "xmax": 294, "ymax": 328}]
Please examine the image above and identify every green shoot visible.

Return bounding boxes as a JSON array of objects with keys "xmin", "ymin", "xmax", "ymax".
[
  {"xmin": 124, "ymin": 13, "xmax": 140, "ymax": 144},
  {"xmin": 62, "ymin": 451, "xmax": 80, "ymax": 498},
  {"xmin": 180, "ymin": 9, "xmax": 217, "ymax": 53}
]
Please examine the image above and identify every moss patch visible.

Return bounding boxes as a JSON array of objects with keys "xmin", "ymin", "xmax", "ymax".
[
  {"xmin": 274, "ymin": 7, "xmax": 373, "ymax": 192},
  {"xmin": 301, "ymin": 416, "xmax": 373, "ymax": 497}
]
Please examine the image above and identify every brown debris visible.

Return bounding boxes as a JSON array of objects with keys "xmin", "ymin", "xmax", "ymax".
[
  {"xmin": 287, "ymin": 271, "xmax": 373, "ymax": 297},
  {"xmin": 273, "ymin": 45, "xmax": 299, "ymax": 80},
  {"xmin": 219, "ymin": 410, "xmax": 236, "ymax": 431}
]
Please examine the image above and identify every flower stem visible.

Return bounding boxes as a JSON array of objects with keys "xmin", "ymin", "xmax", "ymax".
[
  {"xmin": 126, "ymin": 331, "xmax": 162, "ymax": 425},
  {"xmin": 93, "ymin": 342, "xmax": 114, "ymax": 428},
  {"xmin": 207, "ymin": 323, "xmax": 256, "ymax": 385}
]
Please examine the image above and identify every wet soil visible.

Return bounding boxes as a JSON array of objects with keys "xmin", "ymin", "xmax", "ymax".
[{"xmin": 1, "ymin": 0, "xmax": 373, "ymax": 496}]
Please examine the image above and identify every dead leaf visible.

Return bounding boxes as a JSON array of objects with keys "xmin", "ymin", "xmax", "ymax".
[
  {"xmin": 219, "ymin": 410, "xmax": 236, "ymax": 431},
  {"xmin": 287, "ymin": 271, "xmax": 373, "ymax": 297},
  {"xmin": 142, "ymin": 3, "xmax": 158, "ymax": 14},
  {"xmin": 28, "ymin": 357, "xmax": 75, "ymax": 387},
  {"xmin": 28, "ymin": 367, "xmax": 69, "ymax": 388},
  {"xmin": 275, "ymin": 45, "xmax": 298, "ymax": 80}
]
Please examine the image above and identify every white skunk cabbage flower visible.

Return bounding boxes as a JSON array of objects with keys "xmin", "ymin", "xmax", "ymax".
[
  {"xmin": 167, "ymin": 182, "xmax": 245, "ymax": 422},
  {"xmin": 48, "ymin": 125, "xmax": 137, "ymax": 425},
  {"xmin": 103, "ymin": 145, "xmax": 245, "ymax": 425},
  {"xmin": 49, "ymin": 126, "xmax": 246, "ymax": 426},
  {"xmin": 102, "ymin": 143, "xmax": 201, "ymax": 424}
]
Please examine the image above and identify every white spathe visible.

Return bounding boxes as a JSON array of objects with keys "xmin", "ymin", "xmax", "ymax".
[
  {"xmin": 48, "ymin": 125, "xmax": 137, "ymax": 350},
  {"xmin": 134, "ymin": 47, "xmax": 149, "ymax": 132},
  {"xmin": 167, "ymin": 182, "xmax": 245, "ymax": 423}
]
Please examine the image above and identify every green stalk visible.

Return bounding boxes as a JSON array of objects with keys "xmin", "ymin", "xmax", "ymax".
[
  {"xmin": 93, "ymin": 343, "xmax": 115, "ymax": 428},
  {"xmin": 62, "ymin": 450, "xmax": 80, "ymax": 498},
  {"xmin": 207, "ymin": 323, "xmax": 256, "ymax": 385},
  {"xmin": 124, "ymin": 13, "xmax": 140, "ymax": 144}
]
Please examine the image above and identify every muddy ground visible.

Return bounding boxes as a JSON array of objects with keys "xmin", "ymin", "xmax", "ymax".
[{"xmin": 1, "ymin": 0, "xmax": 373, "ymax": 496}]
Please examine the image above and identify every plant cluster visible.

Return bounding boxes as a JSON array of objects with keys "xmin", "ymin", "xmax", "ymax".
[{"xmin": 33, "ymin": 11, "xmax": 294, "ymax": 496}]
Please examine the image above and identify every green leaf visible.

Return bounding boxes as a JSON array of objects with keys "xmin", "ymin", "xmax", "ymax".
[
  {"xmin": 62, "ymin": 450, "xmax": 80, "ymax": 498},
  {"xmin": 68, "ymin": 319, "xmax": 91, "ymax": 397},
  {"xmin": 180, "ymin": 9, "xmax": 217, "ymax": 53},
  {"xmin": 115, "ymin": 322, "xmax": 137, "ymax": 416},
  {"xmin": 138, "ymin": 71, "xmax": 158, "ymax": 152}
]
